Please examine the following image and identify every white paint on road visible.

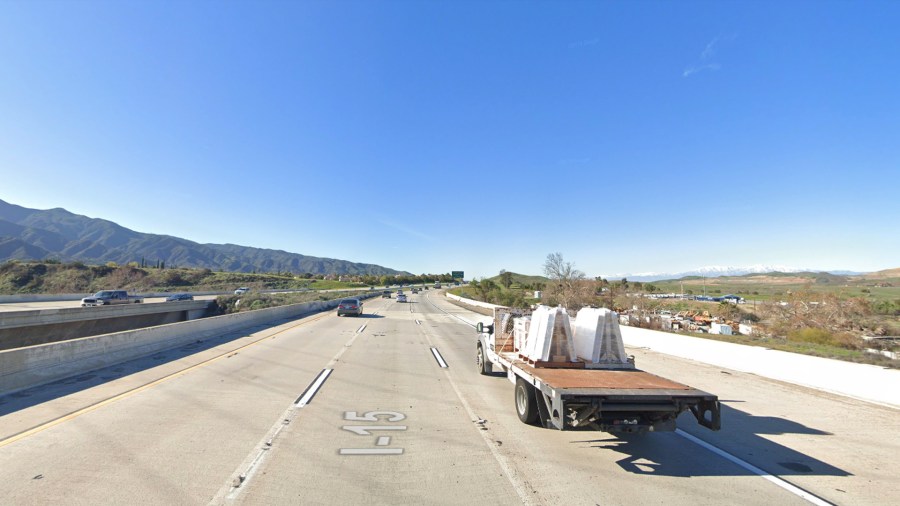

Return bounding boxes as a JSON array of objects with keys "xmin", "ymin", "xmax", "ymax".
[
  {"xmin": 218, "ymin": 320, "xmax": 372, "ymax": 502},
  {"xmin": 338, "ymin": 448, "xmax": 403, "ymax": 455},
  {"xmin": 295, "ymin": 369, "xmax": 333, "ymax": 408},
  {"xmin": 339, "ymin": 411, "xmax": 407, "ymax": 456},
  {"xmin": 414, "ymin": 307, "xmax": 538, "ymax": 505},
  {"xmin": 676, "ymin": 429, "xmax": 835, "ymax": 506},
  {"xmin": 342, "ymin": 425, "xmax": 408, "ymax": 435},
  {"xmin": 430, "ymin": 347, "xmax": 448, "ymax": 368},
  {"xmin": 423, "ymin": 292, "xmax": 479, "ymax": 327}
]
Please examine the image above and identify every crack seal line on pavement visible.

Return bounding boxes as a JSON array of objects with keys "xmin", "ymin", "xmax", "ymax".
[
  {"xmin": 676, "ymin": 429, "xmax": 835, "ymax": 506},
  {"xmin": 214, "ymin": 313, "xmax": 369, "ymax": 503},
  {"xmin": 0, "ymin": 311, "xmax": 333, "ymax": 449},
  {"xmin": 413, "ymin": 310, "xmax": 537, "ymax": 505},
  {"xmin": 422, "ymin": 291, "xmax": 479, "ymax": 327}
]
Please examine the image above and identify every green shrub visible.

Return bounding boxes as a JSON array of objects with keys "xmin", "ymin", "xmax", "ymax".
[
  {"xmin": 787, "ymin": 327, "xmax": 836, "ymax": 346},
  {"xmin": 832, "ymin": 332, "xmax": 864, "ymax": 350}
]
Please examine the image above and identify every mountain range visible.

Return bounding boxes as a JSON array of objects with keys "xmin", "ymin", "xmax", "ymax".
[
  {"xmin": 0, "ymin": 199, "xmax": 407, "ymax": 276},
  {"xmin": 602, "ymin": 265, "xmax": 866, "ymax": 282}
]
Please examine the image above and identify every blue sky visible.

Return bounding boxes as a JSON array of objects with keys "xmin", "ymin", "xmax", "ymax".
[{"xmin": 1, "ymin": 0, "xmax": 898, "ymax": 278}]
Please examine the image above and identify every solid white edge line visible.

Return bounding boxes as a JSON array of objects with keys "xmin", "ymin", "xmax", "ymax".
[
  {"xmin": 430, "ymin": 347, "xmax": 448, "ymax": 368},
  {"xmin": 675, "ymin": 429, "xmax": 834, "ymax": 506},
  {"xmin": 423, "ymin": 292, "xmax": 478, "ymax": 327},
  {"xmin": 295, "ymin": 369, "xmax": 333, "ymax": 407}
]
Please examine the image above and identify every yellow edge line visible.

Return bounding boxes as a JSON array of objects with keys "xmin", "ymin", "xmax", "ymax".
[{"xmin": 0, "ymin": 312, "xmax": 330, "ymax": 448}]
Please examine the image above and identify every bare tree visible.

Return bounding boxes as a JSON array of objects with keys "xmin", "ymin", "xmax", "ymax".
[
  {"xmin": 542, "ymin": 252, "xmax": 591, "ymax": 308},
  {"xmin": 543, "ymin": 253, "xmax": 583, "ymax": 281}
]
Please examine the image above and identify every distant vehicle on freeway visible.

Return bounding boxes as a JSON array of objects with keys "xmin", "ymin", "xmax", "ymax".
[
  {"xmin": 382, "ymin": 290, "xmax": 392, "ymax": 298},
  {"xmin": 81, "ymin": 290, "xmax": 143, "ymax": 307},
  {"xmin": 337, "ymin": 298, "xmax": 363, "ymax": 316},
  {"xmin": 234, "ymin": 287, "xmax": 250, "ymax": 295},
  {"xmin": 165, "ymin": 293, "xmax": 194, "ymax": 302},
  {"xmin": 397, "ymin": 294, "xmax": 408, "ymax": 303},
  {"xmin": 411, "ymin": 288, "xmax": 419, "ymax": 294}
]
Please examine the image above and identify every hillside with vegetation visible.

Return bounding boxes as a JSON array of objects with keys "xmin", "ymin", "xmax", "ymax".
[
  {"xmin": 448, "ymin": 256, "xmax": 899, "ymax": 368},
  {"xmin": 650, "ymin": 270, "xmax": 900, "ymax": 303},
  {"xmin": 0, "ymin": 198, "xmax": 406, "ymax": 276},
  {"xmin": 0, "ymin": 259, "xmax": 459, "ymax": 295},
  {"xmin": 451, "ymin": 271, "xmax": 549, "ymax": 308}
]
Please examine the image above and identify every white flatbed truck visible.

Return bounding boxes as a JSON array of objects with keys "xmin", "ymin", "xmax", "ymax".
[{"xmin": 475, "ymin": 307, "xmax": 721, "ymax": 433}]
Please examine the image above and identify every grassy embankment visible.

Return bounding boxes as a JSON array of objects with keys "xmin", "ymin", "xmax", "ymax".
[
  {"xmin": 214, "ymin": 289, "xmax": 372, "ymax": 314},
  {"xmin": 0, "ymin": 260, "xmax": 375, "ymax": 314},
  {"xmin": 651, "ymin": 270, "xmax": 900, "ymax": 303}
]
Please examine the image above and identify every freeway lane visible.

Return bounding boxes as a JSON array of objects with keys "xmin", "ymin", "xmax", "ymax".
[
  {"xmin": 417, "ymin": 293, "xmax": 897, "ymax": 505},
  {"xmin": 0, "ymin": 292, "xmax": 896, "ymax": 505},
  {"xmin": 223, "ymin": 294, "xmax": 522, "ymax": 504}
]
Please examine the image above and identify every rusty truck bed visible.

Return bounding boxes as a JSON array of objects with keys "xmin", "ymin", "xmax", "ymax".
[{"xmin": 517, "ymin": 363, "xmax": 692, "ymax": 390}]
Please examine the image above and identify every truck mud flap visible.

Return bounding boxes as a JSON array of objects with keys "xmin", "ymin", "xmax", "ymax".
[
  {"xmin": 536, "ymin": 391, "xmax": 555, "ymax": 429},
  {"xmin": 689, "ymin": 399, "xmax": 721, "ymax": 431}
]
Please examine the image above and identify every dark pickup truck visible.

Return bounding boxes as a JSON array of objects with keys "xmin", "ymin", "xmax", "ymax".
[{"xmin": 81, "ymin": 290, "xmax": 144, "ymax": 307}]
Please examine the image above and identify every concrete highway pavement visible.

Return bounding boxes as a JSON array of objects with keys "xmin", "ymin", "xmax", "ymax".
[{"xmin": 0, "ymin": 292, "xmax": 896, "ymax": 505}]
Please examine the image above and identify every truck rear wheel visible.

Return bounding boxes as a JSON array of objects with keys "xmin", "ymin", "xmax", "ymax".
[
  {"xmin": 476, "ymin": 344, "xmax": 491, "ymax": 375},
  {"xmin": 515, "ymin": 378, "xmax": 539, "ymax": 425}
]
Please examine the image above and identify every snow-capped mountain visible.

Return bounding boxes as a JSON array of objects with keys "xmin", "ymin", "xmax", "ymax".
[{"xmin": 600, "ymin": 265, "xmax": 862, "ymax": 282}]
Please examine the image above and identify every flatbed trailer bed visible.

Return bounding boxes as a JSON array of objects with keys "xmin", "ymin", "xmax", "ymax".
[{"xmin": 480, "ymin": 342, "xmax": 721, "ymax": 433}]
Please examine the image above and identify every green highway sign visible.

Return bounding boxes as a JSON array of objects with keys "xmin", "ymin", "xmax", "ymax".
[{"xmin": 451, "ymin": 271, "xmax": 464, "ymax": 279}]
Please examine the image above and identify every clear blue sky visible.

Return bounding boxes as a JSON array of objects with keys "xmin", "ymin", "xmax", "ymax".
[{"xmin": 1, "ymin": 1, "xmax": 898, "ymax": 278}]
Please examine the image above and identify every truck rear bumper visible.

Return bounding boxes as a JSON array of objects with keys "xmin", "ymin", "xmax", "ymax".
[
  {"xmin": 550, "ymin": 394, "xmax": 721, "ymax": 432},
  {"xmin": 506, "ymin": 359, "xmax": 721, "ymax": 432}
]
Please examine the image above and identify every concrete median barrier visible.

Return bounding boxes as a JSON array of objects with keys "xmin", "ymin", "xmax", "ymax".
[
  {"xmin": 0, "ymin": 293, "xmax": 376, "ymax": 396},
  {"xmin": 0, "ymin": 301, "xmax": 213, "ymax": 350}
]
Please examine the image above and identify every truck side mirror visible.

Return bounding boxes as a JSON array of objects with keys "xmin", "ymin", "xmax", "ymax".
[{"xmin": 476, "ymin": 322, "xmax": 494, "ymax": 334}]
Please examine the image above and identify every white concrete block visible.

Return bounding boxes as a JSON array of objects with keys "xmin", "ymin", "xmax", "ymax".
[{"xmin": 573, "ymin": 308, "xmax": 630, "ymax": 365}]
